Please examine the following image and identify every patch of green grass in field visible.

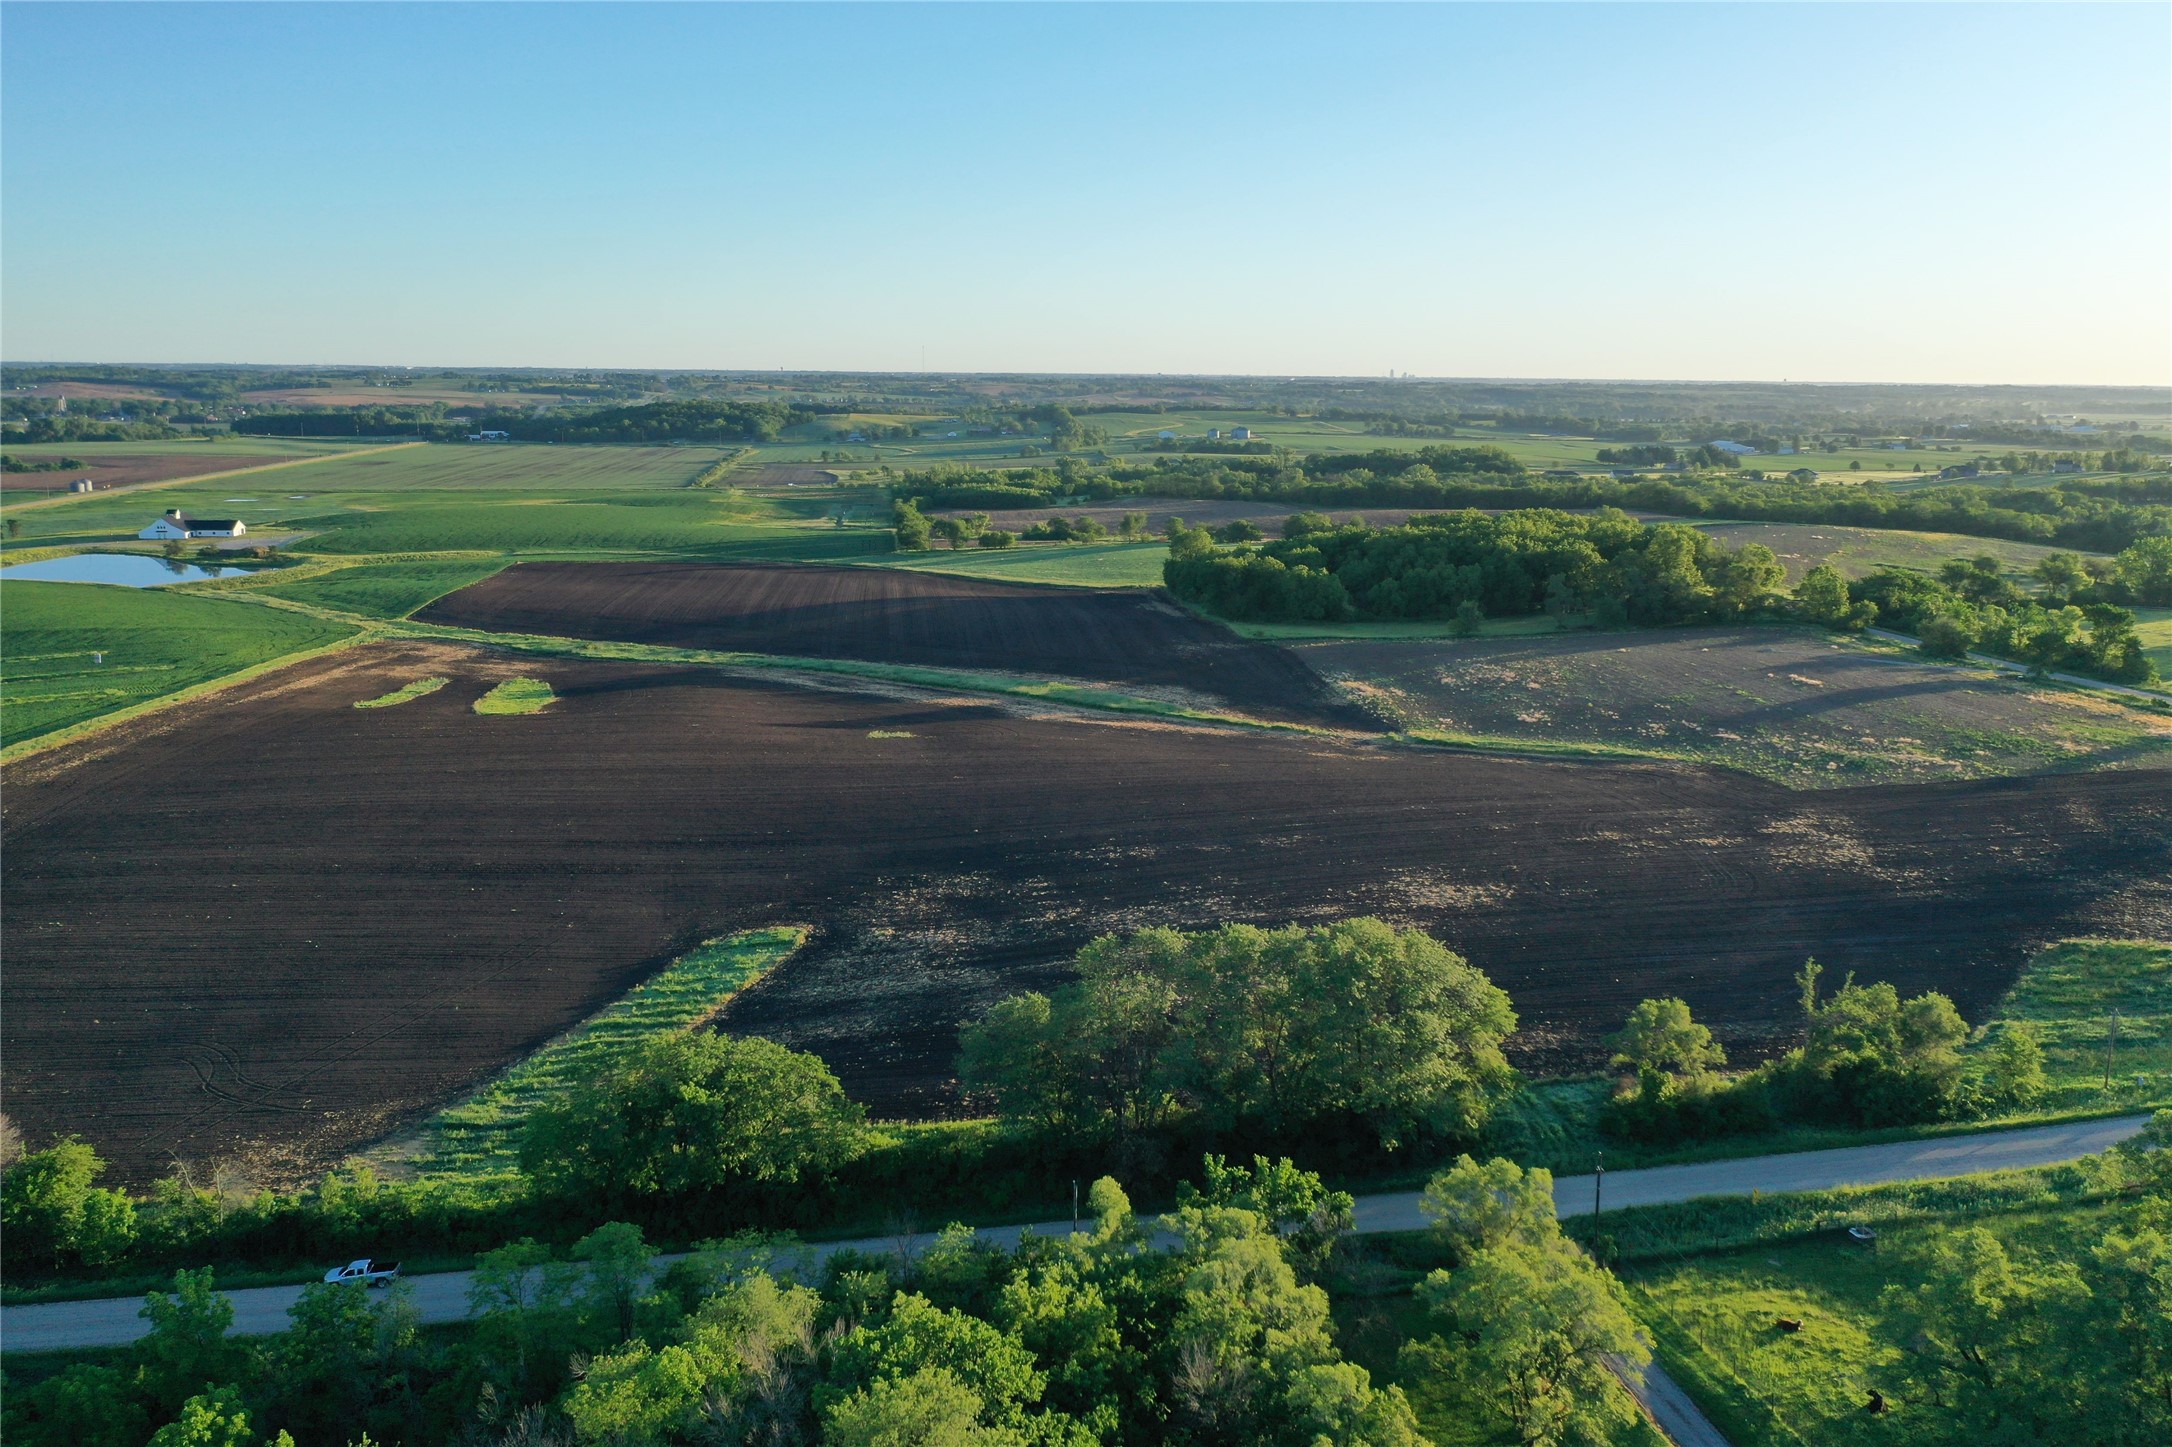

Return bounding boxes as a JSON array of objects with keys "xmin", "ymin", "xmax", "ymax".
[
  {"xmin": 255, "ymin": 556, "xmax": 512, "ymax": 618},
  {"xmin": 1987, "ymin": 939, "xmax": 2172, "ymax": 1110},
  {"xmin": 0, "ymin": 580, "xmax": 357, "ymax": 747},
  {"xmin": 389, "ymin": 926, "xmax": 807, "ymax": 1179},
  {"xmin": 355, "ymin": 676, "xmax": 448, "ymax": 709},
  {"xmin": 2132, "ymin": 607, "xmax": 2172, "ymax": 677},
  {"xmin": 865, "ymin": 541, "xmax": 1169, "ymax": 588},
  {"xmin": 472, "ymin": 677, "xmax": 555, "ymax": 715},
  {"xmin": 1621, "ymin": 1190, "xmax": 2139, "ymax": 1447}
]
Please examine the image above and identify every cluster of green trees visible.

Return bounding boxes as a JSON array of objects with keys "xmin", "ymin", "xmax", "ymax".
[
  {"xmin": 1792, "ymin": 540, "xmax": 2167, "ymax": 683},
  {"xmin": 0, "ymin": 1139, "xmax": 1697, "ymax": 1447},
  {"xmin": 960, "ymin": 921, "xmax": 1518, "ymax": 1162},
  {"xmin": 1164, "ymin": 510, "xmax": 1788, "ymax": 627},
  {"xmin": 1600, "ymin": 962, "xmax": 2046, "ymax": 1144},
  {"xmin": 1, "ymin": 452, "xmax": 88, "ymax": 471},
  {"xmin": 230, "ymin": 399, "xmax": 813, "ymax": 444},
  {"xmin": 2, "ymin": 1159, "xmax": 1431, "ymax": 1447},
  {"xmin": 1870, "ymin": 1114, "xmax": 2172, "ymax": 1446}
]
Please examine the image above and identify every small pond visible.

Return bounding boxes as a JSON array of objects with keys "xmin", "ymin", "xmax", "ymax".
[{"xmin": 1, "ymin": 553, "xmax": 258, "ymax": 587}]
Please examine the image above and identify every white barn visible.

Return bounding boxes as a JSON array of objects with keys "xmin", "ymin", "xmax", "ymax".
[{"xmin": 139, "ymin": 509, "xmax": 246, "ymax": 541}]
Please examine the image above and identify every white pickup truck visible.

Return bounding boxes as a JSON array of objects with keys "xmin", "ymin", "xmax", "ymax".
[{"xmin": 322, "ymin": 1258, "xmax": 401, "ymax": 1288}]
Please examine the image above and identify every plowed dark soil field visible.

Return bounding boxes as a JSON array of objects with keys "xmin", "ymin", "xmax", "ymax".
[
  {"xmin": 5, "ymin": 642, "xmax": 2168, "ymax": 1183},
  {"xmin": 418, "ymin": 561, "xmax": 1364, "ymax": 727}
]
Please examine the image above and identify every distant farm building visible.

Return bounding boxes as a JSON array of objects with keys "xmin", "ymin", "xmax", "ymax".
[
  {"xmin": 68, "ymin": 478, "xmax": 94, "ymax": 493},
  {"xmin": 1208, "ymin": 428, "xmax": 1223, "ymax": 439},
  {"xmin": 1158, "ymin": 430, "xmax": 1177, "ymax": 441},
  {"xmin": 1708, "ymin": 439, "xmax": 1757, "ymax": 457},
  {"xmin": 2054, "ymin": 459, "xmax": 2083, "ymax": 473},
  {"xmin": 465, "ymin": 430, "xmax": 511, "ymax": 441},
  {"xmin": 1231, "ymin": 426, "xmax": 1255, "ymax": 440},
  {"xmin": 139, "ymin": 509, "xmax": 246, "ymax": 541}
]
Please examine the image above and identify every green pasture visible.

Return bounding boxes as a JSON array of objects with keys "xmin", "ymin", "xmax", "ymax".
[
  {"xmin": 864, "ymin": 540, "xmax": 1169, "ymax": 588},
  {"xmin": 0, "ymin": 580, "xmax": 356, "ymax": 747},
  {"xmin": 1623, "ymin": 1192, "xmax": 2139, "ymax": 1447},
  {"xmin": 2133, "ymin": 606, "xmax": 2172, "ymax": 676},
  {"xmin": 378, "ymin": 926, "xmax": 806, "ymax": 1180},
  {"xmin": 1988, "ymin": 939, "xmax": 2172, "ymax": 1109},
  {"xmin": 253, "ymin": 556, "xmax": 512, "ymax": 618}
]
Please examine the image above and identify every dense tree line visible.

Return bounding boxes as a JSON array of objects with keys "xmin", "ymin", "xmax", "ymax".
[
  {"xmin": 1600, "ymin": 962, "xmax": 2043, "ymax": 1145},
  {"xmin": 1163, "ymin": 510, "xmax": 1788, "ymax": 627},
  {"xmin": 960, "ymin": 921, "xmax": 1517, "ymax": 1163},
  {"xmin": 1791, "ymin": 541, "xmax": 2166, "ymax": 683},
  {"xmin": 0, "ymin": 1132, "xmax": 1761, "ymax": 1447}
]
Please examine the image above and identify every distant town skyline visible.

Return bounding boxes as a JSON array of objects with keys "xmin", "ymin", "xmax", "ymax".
[{"xmin": 4, "ymin": 2, "xmax": 2166, "ymax": 385}]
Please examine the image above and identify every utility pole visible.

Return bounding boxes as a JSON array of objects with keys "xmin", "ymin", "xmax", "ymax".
[
  {"xmin": 1071, "ymin": 1179, "xmax": 1080, "ymax": 1237},
  {"xmin": 2105, "ymin": 1011, "xmax": 2121, "ymax": 1091},
  {"xmin": 1591, "ymin": 1150, "xmax": 1604, "ymax": 1246}
]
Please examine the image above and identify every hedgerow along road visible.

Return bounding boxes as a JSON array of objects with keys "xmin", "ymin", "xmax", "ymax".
[{"xmin": 2, "ymin": 1113, "xmax": 2148, "ymax": 1353}]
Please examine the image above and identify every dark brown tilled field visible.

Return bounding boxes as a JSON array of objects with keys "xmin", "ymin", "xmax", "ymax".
[
  {"xmin": 4, "ymin": 641, "xmax": 2168, "ymax": 1183},
  {"xmin": 417, "ymin": 561, "xmax": 1367, "ymax": 728}
]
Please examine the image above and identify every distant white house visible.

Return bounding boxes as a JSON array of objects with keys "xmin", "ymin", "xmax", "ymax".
[
  {"xmin": 139, "ymin": 509, "xmax": 246, "ymax": 541},
  {"xmin": 1158, "ymin": 429, "xmax": 1177, "ymax": 441},
  {"xmin": 1231, "ymin": 426, "xmax": 1254, "ymax": 440},
  {"xmin": 1708, "ymin": 439, "xmax": 1757, "ymax": 457},
  {"xmin": 465, "ymin": 430, "xmax": 511, "ymax": 441}
]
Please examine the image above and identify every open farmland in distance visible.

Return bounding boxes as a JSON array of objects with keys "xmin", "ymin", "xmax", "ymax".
[
  {"xmin": 419, "ymin": 560, "xmax": 1364, "ymax": 726},
  {"xmin": 0, "ymin": 437, "xmax": 377, "ymax": 494},
  {"xmin": 0, "ymin": 481, "xmax": 892, "ymax": 559},
  {"xmin": 1690, "ymin": 521, "xmax": 2096, "ymax": 583},
  {"xmin": 1302, "ymin": 626, "xmax": 2172, "ymax": 787},
  {"xmin": 3, "ymin": 638, "xmax": 2167, "ymax": 1183},
  {"xmin": 0, "ymin": 580, "xmax": 356, "ymax": 747},
  {"xmin": 261, "ymin": 441, "xmax": 737, "ymax": 490}
]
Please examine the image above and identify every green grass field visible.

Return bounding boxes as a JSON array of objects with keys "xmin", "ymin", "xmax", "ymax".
[
  {"xmin": 2133, "ymin": 606, "xmax": 2172, "ymax": 677},
  {"xmin": 1622, "ymin": 1191, "xmax": 2142, "ymax": 1447},
  {"xmin": 863, "ymin": 540, "xmax": 1170, "ymax": 588},
  {"xmin": 0, "ymin": 580, "xmax": 357, "ymax": 748},
  {"xmin": 1987, "ymin": 939, "xmax": 2172, "ymax": 1110},
  {"xmin": 378, "ymin": 926, "xmax": 806, "ymax": 1179},
  {"xmin": 254, "ymin": 557, "xmax": 512, "ymax": 618}
]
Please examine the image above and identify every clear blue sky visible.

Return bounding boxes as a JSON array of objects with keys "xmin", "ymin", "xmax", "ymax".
[{"xmin": 5, "ymin": 2, "xmax": 2166, "ymax": 383}]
